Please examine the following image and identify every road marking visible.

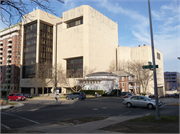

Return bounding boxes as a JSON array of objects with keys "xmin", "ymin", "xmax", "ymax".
[
  {"xmin": 1, "ymin": 123, "xmax": 11, "ymax": 129},
  {"xmin": 119, "ymin": 110, "xmax": 132, "ymax": 116},
  {"xmin": 102, "ymin": 107, "xmax": 107, "ymax": 109},
  {"xmin": 146, "ymin": 111, "xmax": 155, "ymax": 116},
  {"xmin": 93, "ymin": 108, "xmax": 98, "ymax": 110},
  {"xmin": 119, "ymin": 108, "xmax": 139, "ymax": 116},
  {"xmin": 1, "ymin": 112, "xmax": 40, "ymax": 124},
  {"xmin": 159, "ymin": 104, "xmax": 167, "ymax": 109}
]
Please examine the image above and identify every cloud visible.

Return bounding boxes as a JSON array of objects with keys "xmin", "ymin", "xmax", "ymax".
[
  {"xmin": 96, "ymin": 0, "xmax": 180, "ymax": 71},
  {"xmin": 97, "ymin": 0, "xmax": 150, "ymax": 46}
]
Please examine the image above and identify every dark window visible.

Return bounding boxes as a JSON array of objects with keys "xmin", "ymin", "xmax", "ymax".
[
  {"xmin": 157, "ymin": 52, "xmax": 160, "ymax": 60},
  {"xmin": 67, "ymin": 17, "xmax": 83, "ymax": 28},
  {"xmin": 23, "ymin": 21, "xmax": 37, "ymax": 78},
  {"xmin": 67, "ymin": 57, "xmax": 83, "ymax": 78}
]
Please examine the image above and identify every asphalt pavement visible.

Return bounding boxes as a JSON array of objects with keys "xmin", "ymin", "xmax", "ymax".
[{"xmin": 1, "ymin": 97, "xmax": 179, "ymax": 133}]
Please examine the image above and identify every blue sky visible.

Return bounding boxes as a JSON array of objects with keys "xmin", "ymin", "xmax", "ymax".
[{"xmin": 0, "ymin": 0, "xmax": 180, "ymax": 72}]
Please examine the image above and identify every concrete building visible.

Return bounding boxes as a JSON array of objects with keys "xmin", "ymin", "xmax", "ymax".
[
  {"xmin": 20, "ymin": 5, "xmax": 118, "ymax": 94},
  {"xmin": 164, "ymin": 72, "xmax": 180, "ymax": 91},
  {"xmin": 0, "ymin": 22, "xmax": 22, "ymax": 96},
  {"xmin": 117, "ymin": 44, "xmax": 165, "ymax": 95},
  {"xmin": 17, "ymin": 5, "xmax": 164, "ymax": 95}
]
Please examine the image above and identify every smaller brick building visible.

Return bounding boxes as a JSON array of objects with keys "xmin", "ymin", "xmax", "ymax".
[{"xmin": 115, "ymin": 71, "xmax": 137, "ymax": 93}]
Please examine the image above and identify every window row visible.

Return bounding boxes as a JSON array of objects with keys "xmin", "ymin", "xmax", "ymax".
[
  {"xmin": 24, "ymin": 53, "xmax": 36, "ymax": 59},
  {"xmin": 24, "ymin": 46, "xmax": 36, "ymax": 52},
  {"xmin": 67, "ymin": 18, "xmax": 83, "ymax": 28}
]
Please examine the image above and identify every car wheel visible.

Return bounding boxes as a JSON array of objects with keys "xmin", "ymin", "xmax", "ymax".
[
  {"xmin": 148, "ymin": 104, "xmax": 153, "ymax": 109},
  {"xmin": 16, "ymin": 98, "xmax": 18, "ymax": 101},
  {"xmin": 127, "ymin": 103, "xmax": 132, "ymax": 108},
  {"xmin": 66, "ymin": 97, "xmax": 69, "ymax": 100}
]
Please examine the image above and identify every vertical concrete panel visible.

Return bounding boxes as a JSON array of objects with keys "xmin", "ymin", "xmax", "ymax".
[{"xmin": 36, "ymin": 19, "xmax": 40, "ymax": 64}]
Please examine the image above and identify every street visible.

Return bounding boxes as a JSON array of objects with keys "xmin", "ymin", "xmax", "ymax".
[{"xmin": 1, "ymin": 97, "xmax": 179, "ymax": 130}]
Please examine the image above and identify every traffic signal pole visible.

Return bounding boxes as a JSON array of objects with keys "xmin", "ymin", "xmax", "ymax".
[{"xmin": 148, "ymin": 0, "xmax": 160, "ymax": 120}]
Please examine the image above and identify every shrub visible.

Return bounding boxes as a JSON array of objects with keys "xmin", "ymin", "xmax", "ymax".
[{"xmin": 141, "ymin": 92, "xmax": 146, "ymax": 96}]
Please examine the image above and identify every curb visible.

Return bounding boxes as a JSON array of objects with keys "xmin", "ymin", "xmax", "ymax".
[{"xmin": 0, "ymin": 103, "xmax": 24, "ymax": 110}]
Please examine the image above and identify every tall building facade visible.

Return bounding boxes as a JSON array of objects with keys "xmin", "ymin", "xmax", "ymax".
[
  {"xmin": 0, "ymin": 22, "xmax": 22, "ymax": 95},
  {"xmin": 164, "ymin": 72, "xmax": 180, "ymax": 91},
  {"xmin": 18, "ymin": 5, "xmax": 164, "ymax": 95},
  {"xmin": 19, "ymin": 5, "xmax": 118, "ymax": 94}
]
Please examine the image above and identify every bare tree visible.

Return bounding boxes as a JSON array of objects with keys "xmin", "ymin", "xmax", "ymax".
[
  {"xmin": 0, "ymin": 0, "xmax": 64, "ymax": 26},
  {"xmin": 31, "ymin": 62, "xmax": 53, "ymax": 96},
  {"xmin": 57, "ymin": 66, "xmax": 96, "ymax": 92}
]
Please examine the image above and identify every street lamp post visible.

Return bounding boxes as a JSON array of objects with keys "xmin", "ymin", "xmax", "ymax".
[{"xmin": 148, "ymin": 0, "xmax": 160, "ymax": 120}]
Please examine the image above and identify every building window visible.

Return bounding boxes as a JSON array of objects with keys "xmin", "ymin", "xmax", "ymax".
[
  {"xmin": 23, "ymin": 21, "xmax": 37, "ymax": 78},
  {"xmin": 67, "ymin": 17, "xmax": 83, "ymax": 28},
  {"xmin": 67, "ymin": 57, "xmax": 83, "ymax": 78},
  {"xmin": 157, "ymin": 52, "xmax": 160, "ymax": 60},
  {"xmin": 122, "ymin": 77, "xmax": 124, "ymax": 81},
  {"xmin": 122, "ymin": 83, "xmax": 124, "ymax": 87}
]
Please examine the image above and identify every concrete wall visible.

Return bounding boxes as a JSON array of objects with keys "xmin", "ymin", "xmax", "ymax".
[{"xmin": 117, "ymin": 45, "xmax": 165, "ymax": 95}]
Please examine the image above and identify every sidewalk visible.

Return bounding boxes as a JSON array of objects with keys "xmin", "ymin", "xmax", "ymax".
[{"xmin": 15, "ymin": 114, "xmax": 145, "ymax": 133}]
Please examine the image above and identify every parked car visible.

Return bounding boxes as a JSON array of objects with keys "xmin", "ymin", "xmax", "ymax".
[
  {"xmin": 102, "ymin": 90, "xmax": 121, "ymax": 97},
  {"xmin": 149, "ymin": 94, "xmax": 155, "ymax": 98},
  {"xmin": 124, "ymin": 93, "xmax": 135, "ymax": 98},
  {"xmin": 23, "ymin": 94, "xmax": 33, "ymax": 98},
  {"xmin": 8, "ymin": 93, "xmax": 26, "ymax": 101},
  {"xmin": 66, "ymin": 92, "xmax": 86, "ymax": 100},
  {"xmin": 121, "ymin": 92, "xmax": 129, "ymax": 97},
  {"xmin": 174, "ymin": 93, "xmax": 179, "ymax": 98},
  {"xmin": 123, "ymin": 95, "xmax": 162, "ymax": 109},
  {"xmin": 165, "ymin": 94, "xmax": 170, "ymax": 97}
]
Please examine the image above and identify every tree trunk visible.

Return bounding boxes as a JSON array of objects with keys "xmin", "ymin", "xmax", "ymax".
[{"xmin": 42, "ymin": 81, "xmax": 44, "ymax": 97}]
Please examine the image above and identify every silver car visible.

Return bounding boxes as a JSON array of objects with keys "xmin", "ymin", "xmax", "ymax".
[{"xmin": 123, "ymin": 95, "xmax": 162, "ymax": 109}]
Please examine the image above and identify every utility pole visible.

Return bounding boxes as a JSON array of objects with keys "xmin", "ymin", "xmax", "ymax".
[{"xmin": 148, "ymin": 0, "xmax": 160, "ymax": 120}]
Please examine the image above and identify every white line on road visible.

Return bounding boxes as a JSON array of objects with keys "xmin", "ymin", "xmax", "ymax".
[
  {"xmin": 159, "ymin": 104, "xmax": 167, "ymax": 109},
  {"xmin": 119, "ymin": 108, "xmax": 139, "ymax": 116},
  {"xmin": 1, "ymin": 123, "xmax": 11, "ymax": 129},
  {"xmin": 146, "ymin": 111, "xmax": 155, "ymax": 116},
  {"xmin": 1, "ymin": 112, "xmax": 40, "ymax": 124}
]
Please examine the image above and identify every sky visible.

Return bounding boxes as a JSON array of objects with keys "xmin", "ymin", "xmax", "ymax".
[{"xmin": 0, "ymin": 0, "xmax": 180, "ymax": 72}]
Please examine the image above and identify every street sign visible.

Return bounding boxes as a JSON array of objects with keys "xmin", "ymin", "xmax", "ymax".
[
  {"xmin": 142, "ymin": 65, "xmax": 158, "ymax": 69},
  {"xmin": 148, "ymin": 61, "xmax": 152, "ymax": 65}
]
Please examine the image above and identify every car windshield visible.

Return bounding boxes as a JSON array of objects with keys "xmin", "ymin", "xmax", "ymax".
[
  {"xmin": 16, "ymin": 94, "xmax": 23, "ymax": 96},
  {"xmin": 143, "ymin": 96, "xmax": 151, "ymax": 101}
]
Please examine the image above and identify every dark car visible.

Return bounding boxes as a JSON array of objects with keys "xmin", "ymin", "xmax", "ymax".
[
  {"xmin": 121, "ymin": 92, "xmax": 129, "ymax": 97},
  {"xmin": 23, "ymin": 94, "xmax": 33, "ymax": 98},
  {"xmin": 174, "ymin": 93, "xmax": 179, "ymax": 98},
  {"xmin": 102, "ymin": 90, "xmax": 121, "ymax": 97},
  {"xmin": 8, "ymin": 93, "xmax": 26, "ymax": 101},
  {"xmin": 124, "ymin": 93, "xmax": 135, "ymax": 98},
  {"xmin": 66, "ymin": 92, "xmax": 86, "ymax": 100},
  {"xmin": 149, "ymin": 94, "xmax": 155, "ymax": 98},
  {"xmin": 165, "ymin": 94, "xmax": 170, "ymax": 97}
]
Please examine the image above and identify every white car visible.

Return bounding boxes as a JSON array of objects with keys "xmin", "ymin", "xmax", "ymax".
[{"xmin": 123, "ymin": 95, "xmax": 162, "ymax": 109}]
